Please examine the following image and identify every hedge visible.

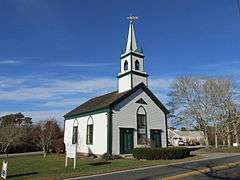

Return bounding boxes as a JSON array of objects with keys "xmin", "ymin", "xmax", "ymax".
[{"xmin": 133, "ymin": 147, "xmax": 191, "ymax": 160}]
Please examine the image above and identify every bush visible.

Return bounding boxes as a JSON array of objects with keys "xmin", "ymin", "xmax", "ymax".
[
  {"xmin": 133, "ymin": 147, "xmax": 191, "ymax": 160},
  {"xmin": 101, "ymin": 153, "xmax": 121, "ymax": 160},
  {"xmin": 51, "ymin": 138, "xmax": 65, "ymax": 153}
]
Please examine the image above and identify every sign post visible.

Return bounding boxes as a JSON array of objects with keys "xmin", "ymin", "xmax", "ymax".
[
  {"xmin": 65, "ymin": 143, "xmax": 77, "ymax": 169},
  {"xmin": 1, "ymin": 160, "xmax": 8, "ymax": 179},
  {"xmin": 65, "ymin": 119, "xmax": 78, "ymax": 169}
]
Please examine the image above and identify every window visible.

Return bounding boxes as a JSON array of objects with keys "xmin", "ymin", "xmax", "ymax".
[
  {"xmin": 72, "ymin": 126, "xmax": 78, "ymax": 144},
  {"xmin": 86, "ymin": 124, "xmax": 93, "ymax": 145},
  {"xmin": 137, "ymin": 106, "xmax": 147, "ymax": 144},
  {"xmin": 135, "ymin": 60, "xmax": 140, "ymax": 70},
  {"xmin": 124, "ymin": 61, "xmax": 128, "ymax": 71}
]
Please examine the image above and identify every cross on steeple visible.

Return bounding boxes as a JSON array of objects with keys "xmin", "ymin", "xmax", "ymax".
[{"xmin": 127, "ymin": 15, "xmax": 138, "ymax": 24}]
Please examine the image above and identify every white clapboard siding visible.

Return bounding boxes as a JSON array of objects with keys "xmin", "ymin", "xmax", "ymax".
[
  {"xmin": 64, "ymin": 112, "xmax": 108, "ymax": 155},
  {"xmin": 112, "ymin": 88, "xmax": 167, "ymax": 154}
]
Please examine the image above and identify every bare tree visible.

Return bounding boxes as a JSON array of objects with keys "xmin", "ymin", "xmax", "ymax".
[
  {"xmin": 34, "ymin": 119, "xmax": 61, "ymax": 158},
  {"xmin": 167, "ymin": 76, "xmax": 238, "ymax": 148},
  {"xmin": 0, "ymin": 113, "xmax": 32, "ymax": 160},
  {"xmin": 168, "ymin": 76, "xmax": 213, "ymax": 146}
]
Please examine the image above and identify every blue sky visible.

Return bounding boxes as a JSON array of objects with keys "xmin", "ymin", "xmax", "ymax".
[{"xmin": 0, "ymin": 0, "xmax": 240, "ymax": 125}]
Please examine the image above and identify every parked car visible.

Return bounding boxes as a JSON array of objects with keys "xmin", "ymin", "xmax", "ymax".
[{"xmin": 178, "ymin": 141, "xmax": 185, "ymax": 146}]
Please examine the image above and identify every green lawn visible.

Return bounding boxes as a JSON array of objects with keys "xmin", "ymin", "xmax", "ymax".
[{"xmin": 2, "ymin": 154, "xmax": 201, "ymax": 180}]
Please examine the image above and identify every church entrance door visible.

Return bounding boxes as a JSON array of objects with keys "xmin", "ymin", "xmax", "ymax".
[
  {"xmin": 150, "ymin": 129, "xmax": 162, "ymax": 148},
  {"xmin": 120, "ymin": 128, "xmax": 134, "ymax": 154}
]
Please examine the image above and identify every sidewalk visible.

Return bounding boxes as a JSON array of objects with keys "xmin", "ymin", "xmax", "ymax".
[{"xmin": 191, "ymin": 151, "xmax": 240, "ymax": 160}]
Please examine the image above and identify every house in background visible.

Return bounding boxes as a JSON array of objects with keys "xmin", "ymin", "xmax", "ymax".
[
  {"xmin": 64, "ymin": 16, "xmax": 169, "ymax": 155},
  {"xmin": 168, "ymin": 129, "xmax": 204, "ymax": 146}
]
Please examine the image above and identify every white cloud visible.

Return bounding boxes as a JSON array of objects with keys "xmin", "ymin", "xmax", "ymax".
[
  {"xmin": 0, "ymin": 77, "xmax": 116, "ymax": 101},
  {"xmin": 0, "ymin": 76, "xmax": 26, "ymax": 88},
  {"xmin": 41, "ymin": 98, "xmax": 86, "ymax": 108},
  {"xmin": 0, "ymin": 60, "xmax": 21, "ymax": 64},
  {"xmin": 54, "ymin": 62, "xmax": 116, "ymax": 67},
  {"xmin": 0, "ymin": 76, "xmax": 174, "ymax": 104},
  {"xmin": 148, "ymin": 77, "xmax": 173, "ymax": 104},
  {"xmin": 194, "ymin": 60, "xmax": 240, "ymax": 76},
  {"xmin": 0, "ymin": 75, "xmax": 173, "ymax": 121},
  {"xmin": 149, "ymin": 77, "xmax": 173, "ymax": 90}
]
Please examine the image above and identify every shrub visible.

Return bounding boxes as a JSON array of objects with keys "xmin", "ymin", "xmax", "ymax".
[
  {"xmin": 133, "ymin": 147, "xmax": 191, "ymax": 160},
  {"xmin": 51, "ymin": 138, "xmax": 65, "ymax": 153},
  {"xmin": 102, "ymin": 153, "xmax": 121, "ymax": 160}
]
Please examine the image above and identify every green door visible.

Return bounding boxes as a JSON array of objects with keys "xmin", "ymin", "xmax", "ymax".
[
  {"xmin": 150, "ymin": 129, "xmax": 162, "ymax": 148},
  {"xmin": 120, "ymin": 128, "xmax": 134, "ymax": 154}
]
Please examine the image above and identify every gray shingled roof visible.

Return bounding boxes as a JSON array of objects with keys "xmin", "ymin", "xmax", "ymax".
[{"xmin": 64, "ymin": 90, "xmax": 129, "ymax": 118}]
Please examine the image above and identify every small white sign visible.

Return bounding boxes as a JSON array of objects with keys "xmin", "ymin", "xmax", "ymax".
[
  {"xmin": 66, "ymin": 144, "xmax": 77, "ymax": 159},
  {"xmin": 138, "ymin": 128, "xmax": 146, "ymax": 134},
  {"xmin": 1, "ymin": 161, "xmax": 8, "ymax": 179},
  {"xmin": 233, "ymin": 143, "xmax": 239, "ymax": 147}
]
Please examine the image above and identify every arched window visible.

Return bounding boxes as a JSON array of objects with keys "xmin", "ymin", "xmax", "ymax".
[
  {"xmin": 72, "ymin": 126, "xmax": 78, "ymax": 144},
  {"xmin": 86, "ymin": 116, "xmax": 94, "ymax": 145},
  {"xmin": 135, "ymin": 60, "xmax": 140, "ymax": 70},
  {"xmin": 137, "ymin": 106, "xmax": 147, "ymax": 144},
  {"xmin": 72, "ymin": 119, "xmax": 79, "ymax": 144},
  {"xmin": 124, "ymin": 61, "xmax": 128, "ymax": 71}
]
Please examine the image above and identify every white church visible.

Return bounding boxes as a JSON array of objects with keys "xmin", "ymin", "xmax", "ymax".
[{"xmin": 64, "ymin": 16, "xmax": 169, "ymax": 155}]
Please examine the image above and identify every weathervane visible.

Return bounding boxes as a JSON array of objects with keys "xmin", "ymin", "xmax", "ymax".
[{"xmin": 127, "ymin": 14, "xmax": 138, "ymax": 23}]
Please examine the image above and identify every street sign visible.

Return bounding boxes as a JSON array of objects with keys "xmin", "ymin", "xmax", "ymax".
[{"xmin": 1, "ymin": 161, "xmax": 8, "ymax": 179}]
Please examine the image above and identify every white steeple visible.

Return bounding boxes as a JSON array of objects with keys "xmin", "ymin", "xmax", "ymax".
[
  {"xmin": 125, "ymin": 19, "xmax": 138, "ymax": 52},
  {"xmin": 118, "ymin": 15, "xmax": 148, "ymax": 93}
]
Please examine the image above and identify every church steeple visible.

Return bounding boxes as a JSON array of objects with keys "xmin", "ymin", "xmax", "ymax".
[
  {"xmin": 125, "ymin": 16, "xmax": 138, "ymax": 52},
  {"xmin": 118, "ymin": 15, "xmax": 148, "ymax": 93}
]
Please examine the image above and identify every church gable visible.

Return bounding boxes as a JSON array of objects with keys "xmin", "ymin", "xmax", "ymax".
[
  {"xmin": 112, "ymin": 83, "xmax": 168, "ymax": 115},
  {"xmin": 111, "ymin": 83, "xmax": 168, "ymax": 154}
]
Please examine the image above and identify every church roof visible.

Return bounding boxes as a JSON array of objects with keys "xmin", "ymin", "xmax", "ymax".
[
  {"xmin": 64, "ymin": 90, "xmax": 129, "ymax": 118},
  {"xmin": 64, "ymin": 83, "xmax": 169, "ymax": 119}
]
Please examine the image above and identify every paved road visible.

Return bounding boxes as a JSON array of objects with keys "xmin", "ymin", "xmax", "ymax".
[
  {"xmin": 68, "ymin": 154, "xmax": 240, "ymax": 180},
  {"xmin": 184, "ymin": 165, "xmax": 240, "ymax": 180}
]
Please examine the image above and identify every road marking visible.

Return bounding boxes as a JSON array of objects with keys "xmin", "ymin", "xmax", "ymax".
[{"xmin": 163, "ymin": 161, "xmax": 240, "ymax": 180}]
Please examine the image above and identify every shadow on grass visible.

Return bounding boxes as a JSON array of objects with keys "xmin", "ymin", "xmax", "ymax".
[
  {"xmin": 88, "ymin": 161, "xmax": 111, "ymax": 166},
  {"xmin": 7, "ymin": 172, "xmax": 38, "ymax": 179}
]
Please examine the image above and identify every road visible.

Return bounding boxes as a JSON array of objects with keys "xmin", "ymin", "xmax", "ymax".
[
  {"xmin": 183, "ymin": 166, "xmax": 240, "ymax": 180},
  {"xmin": 67, "ymin": 154, "xmax": 240, "ymax": 180}
]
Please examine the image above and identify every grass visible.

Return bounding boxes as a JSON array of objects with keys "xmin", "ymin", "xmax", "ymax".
[
  {"xmin": 1, "ymin": 154, "xmax": 202, "ymax": 180},
  {"xmin": 195, "ymin": 146, "xmax": 240, "ymax": 154}
]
